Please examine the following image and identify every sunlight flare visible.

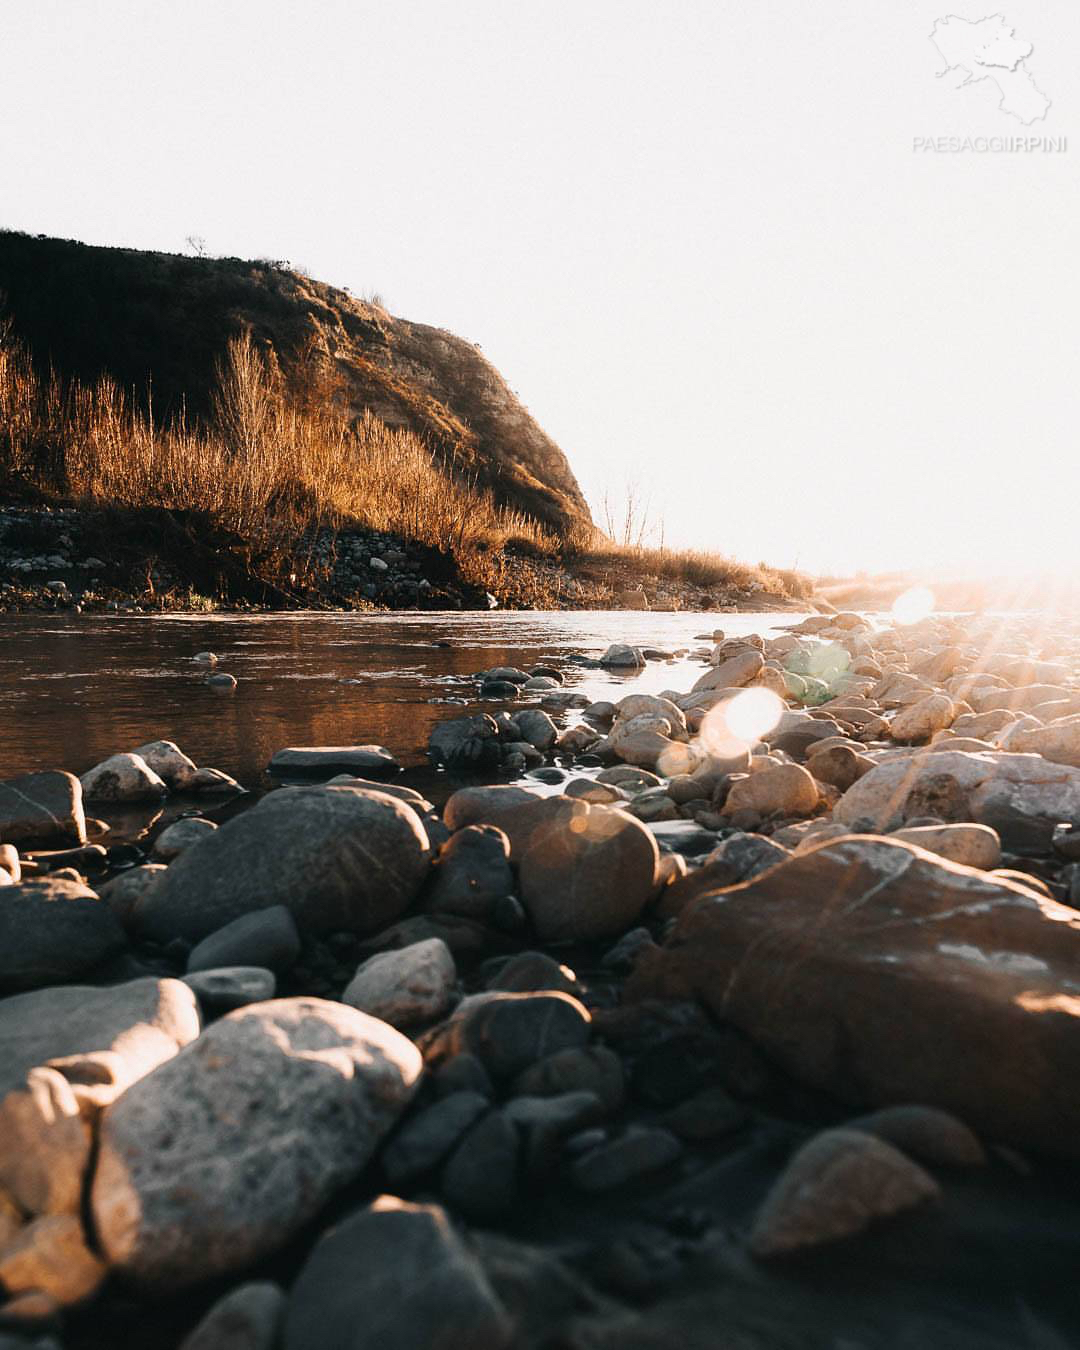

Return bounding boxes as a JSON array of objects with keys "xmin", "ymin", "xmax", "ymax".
[{"xmin": 891, "ymin": 586, "xmax": 935, "ymax": 626}]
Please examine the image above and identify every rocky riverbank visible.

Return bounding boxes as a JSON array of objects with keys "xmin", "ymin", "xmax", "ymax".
[
  {"xmin": 0, "ymin": 503, "xmax": 809, "ymax": 615},
  {"xmin": 3, "ymin": 608, "xmax": 1080, "ymax": 1346}
]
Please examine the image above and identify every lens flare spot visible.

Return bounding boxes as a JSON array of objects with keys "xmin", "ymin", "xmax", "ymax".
[
  {"xmin": 891, "ymin": 586, "xmax": 935, "ymax": 625},
  {"xmin": 699, "ymin": 687, "xmax": 784, "ymax": 757}
]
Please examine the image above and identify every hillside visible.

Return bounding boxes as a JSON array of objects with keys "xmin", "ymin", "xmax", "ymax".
[{"xmin": 0, "ymin": 231, "xmax": 591, "ymax": 535}]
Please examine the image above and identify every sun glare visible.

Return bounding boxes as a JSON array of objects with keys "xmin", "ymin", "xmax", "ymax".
[
  {"xmin": 891, "ymin": 586, "xmax": 935, "ymax": 625},
  {"xmin": 698, "ymin": 687, "xmax": 784, "ymax": 758}
]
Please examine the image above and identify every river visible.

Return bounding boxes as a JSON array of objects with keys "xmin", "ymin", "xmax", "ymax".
[{"xmin": 0, "ymin": 609, "xmax": 811, "ymax": 802}]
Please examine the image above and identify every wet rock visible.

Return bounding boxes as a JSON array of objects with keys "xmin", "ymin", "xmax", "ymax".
[
  {"xmin": 429, "ymin": 715, "xmax": 503, "ymax": 771},
  {"xmin": 268, "ymin": 745, "xmax": 400, "ymax": 777},
  {"xmin": 571, "ymin": 1126, "xmax": 682, "ymax": 1191},
  {"xmin": 138, "ymin": 787, "xmax": 431, "ymax": 942},
  {"xmin": 424, "ymin": 826, "xmax": 514, "ymax": 919},
  {"xmin": 80, "ymin": 753, "xmax": 168, "ymax": 803},
  {"xmin": 178, "ymin": 1281, "xmax": 285, "ymax": 1350},
  {"xmin": 0, "ymin": 771, "xmax": 86, "ymax": 846},
  {"xmin": 151, "ymin": 816, "xmax": 218, "ymax": 860},
  {"xmin": 207, "ymin": 673, "xmax": 237, "ymax": 691},
  {"xmin": 514, "ymin": 709, "xmax": 558, "ymax": 752},
  {"xmin": 599, "ymin": 644, "xmax": 645, "ymax": 668},
  {"xmin": 182, "ymin": 967, "xmax": 276, "ymax": 1015},
  {"xmin": 0, "ymin": 877, "xmax": 125, "ymax": 993},
  {"xmin": 92, "ymin": 998, "xmax": 423, "ymax": 1288},
  {"xmin": 749, "ymin": 1128, "xmax": 940, "ymax": 1258},
  {"xmin": 282, "ymin": 1196, "xmax": 512, "ymax": 1350},
  {"xmin": 630, "ymin": 835, "xmax": 1080, "ymax": 1157},
  {"xmin": 427, "ymin": 992, "xmax": 591, "ymax": 1080},
  {"xmin": 343, "ymin": 939, "xmax": 456, "ymax": 1028},
  {"xmin": 132, "ymin": 741, "xmax": 199, "ymax": 791},
  {"xmin": 186, "ymin": 906, "xmax": 301, "ymax": 974}
]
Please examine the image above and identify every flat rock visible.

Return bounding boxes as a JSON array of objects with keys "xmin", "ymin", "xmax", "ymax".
[
  {"xmin": 186, "ymin": 906, "xmax": 301, "ymax": 975},
  {"xmin": 268, "ymin": 745, "xmax": 400, "ymax": 777},
  {"xmin": 136, "ymin": 787, "xmax": 431, "ymax": 942},
  {"xmin": 91, "ymin": 997, "xmax": 422, "ymax": 1288},
  {"xmin": 629, "ymin": 834, "xmax": 1080, "ymax": 1157},
  {"xmin": 182, "ymin": 967, "xmax": 277, "ymax": 1014}
]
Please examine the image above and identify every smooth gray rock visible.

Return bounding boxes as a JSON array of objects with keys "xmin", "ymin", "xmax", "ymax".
[
  {"xmin": 178, "ymin": 1280, "xmax": 285, "ymax": 1350},
  {"xmin": 186, "ymin": 907, "xmax": 300, "ymax": 975},
  {"xmin": 268, "ymin": 745, "xmax": 400, "ymax": 777},
  {"xmin": 182, "ymin": 967, "xmax": 277, "ymax": 1014},
  {"xmin": 0, "ymin": 772, "xmax": 86, "ymax": 846},
  {"xmin": 92, "ymin": 998, "xmax": 423, "ymax": 1288},
  {"xmin": 0, "ymin": 878, "xmax": 125, "ymax": 993},
  {"xmin": 136, "ymin": 787, "xmax": 431, "ymax": 942},
  {"xmin": 283, "ymin": 1197, "xmax": 512, "ymax": 1350},
  {"xmin": 342, "ymin": 939, "xmax": 456, "ymax": 1028},
  {"xmin": 514, "ymin": 709, "xmax": 558, "ymax": 752},
  {"xmin": 570, "ymin": 1126, "xmax": 683, "ymax": 1191},
  {"xmin": 428, "ymin": 991, "xmax": 591, "ymax": 1080},
  {"xmin": 440, "ymin": 1109, "xmax": 519, "ymax": 1219}
]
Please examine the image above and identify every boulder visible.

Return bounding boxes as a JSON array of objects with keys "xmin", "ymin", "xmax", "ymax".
[
  {"xmin": 0, "ymin": 878, "xmax": 125, "ymax": 993},
  {"xmin": 514, "ymin": 709, "xmax": 558, "ymax": 752},
  {"xmin": 0, "ymin": 771, "xmax": 85, "ymax": 845},
  {"xmin": 382, "ymin": 1090, "xmax": 491, "ymax": 1184},
  {"xmin": 132, "ymin": 741, "xmax": 199, "ymax": 791},
  {"xmin": 846, "ymin": 1104, "xmax": 986, "ymax": 1167},
  {"xmin": 889, "ymin": 694, "xmax": 955, "ymax": 743},
  {"xmin": 507, "ymin": 797, "xmax": 660, "ymax": 942},
  {"xmin": 342, "ymin": 939, "xmax": 457, "ymax": 1028},
  {"xmin": 599, "ymin": 644, "xmax": 645, "ymax": 668},
  {"xmin": 183, "ymin": 967, "xmax": 277, "ymax": 1015},
  {"xmin": 80, "ymin": 753, "xmax": 168, "ymax": 803},
  {"xmin": 282, "ymin": 1197, "xmax": 511, "ymax": 1350},
  {"xmin": 91, "ymin": 998, "xmax": 422, "ymax": 1288},
  {"xmin": 629, "ymin": 835, "xmax": 1080, "ymax": 1157},
  {"xmin": 691, "ymin": 649, "xmax": 764, "ymax": 694},
  {"xmin": 97, "ymin": 864, "xmax": 167, "ymax": 926},
  {"xmin": 833, "ymin": 750, "xmax": 1080, "ymax": 850},
  {"xmin": 749, "ymin": 1129, "xmax": 940, "ymax": 1257},
  {"xmin": 135, "ymin": 787, "xmax": 431, "ymax": 942},
  {"xmin": 1008, "ymin": 716, "xmax": 1080, "ymax": 769},
  {"xmin": 268, "ymin": 745, "xmax": 400, "ymax": 777}
]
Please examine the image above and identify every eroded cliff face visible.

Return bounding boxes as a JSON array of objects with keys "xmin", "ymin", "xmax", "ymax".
[{"xmin": 0, "ymin": 232, "xmax": 592, "ymax": 535}]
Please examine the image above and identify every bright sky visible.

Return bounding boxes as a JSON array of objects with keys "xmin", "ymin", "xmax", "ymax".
[{"xmin": 2, "ymin": 1, "xmax": 1078, "ymax": 577}]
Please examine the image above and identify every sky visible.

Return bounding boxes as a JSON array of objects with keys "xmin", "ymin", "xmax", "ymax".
[{"xmin": 2, "ymin": 1, "xmax": 1078, "ymax": 577}]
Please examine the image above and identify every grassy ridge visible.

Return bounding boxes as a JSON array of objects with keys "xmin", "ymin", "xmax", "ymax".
[{"xmin": 0, "ymin": 314, "xmax": 811, "ymax": 607}]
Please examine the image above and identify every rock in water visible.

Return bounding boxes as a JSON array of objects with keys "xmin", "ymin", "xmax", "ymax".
[
  {"xmin": 283, "ymin": 1196, "xmax": 511, "ymax": 1350},
  {"xmin": 134, "ymin": 786, "xmax": 431, "ymax": 942},
  {"xmin": 91, "ymin": 998, "xmax": 422, "ymax": 1288},
  {"xmin": 80, "ymin": 753, "xmax": 169, "ymax": 803},
  {"xmin": 132, "ymin": 741, "xmax": 200, "ymax": 791},
  {"xmin": 0, "ymin": 878, "xmax": 126, "ymax": 993},
  {"xmin": 749, "ymin": 1128, "xmax": 940, "ymax": 1257},
  {"xmin": 0, "ymin": 771, "xmax": 86, "ymax": 845},
  {"xmin": 268, "ymin": 745, "xmax": 401, "ymax": 777},
  {"xmin": 628, "ymin": 835, "xmax": 1080, "ymax": 1158}
]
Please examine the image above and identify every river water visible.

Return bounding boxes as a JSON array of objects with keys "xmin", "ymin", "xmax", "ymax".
[{"xmin": 0, "ymin": 610, "xmax": 810, "ymax": 800}]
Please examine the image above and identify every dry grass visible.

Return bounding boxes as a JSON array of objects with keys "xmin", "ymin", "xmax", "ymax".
[{"xmin": 0, "ymin": 323, "xmax": 557, "ymax": 580}]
